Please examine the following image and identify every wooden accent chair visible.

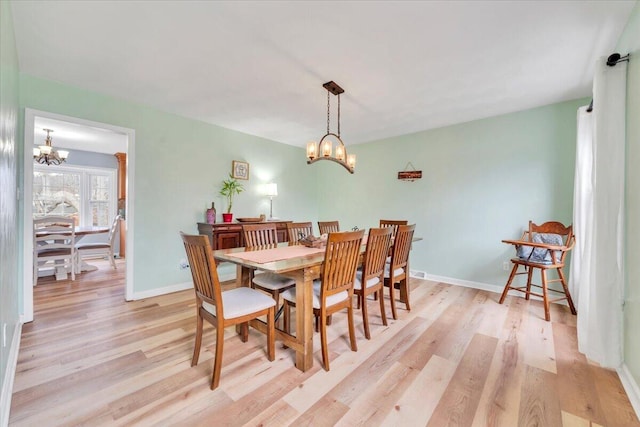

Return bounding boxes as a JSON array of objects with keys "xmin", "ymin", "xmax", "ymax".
[
  {"xmin": 242, "ymin": 223, "xmax": 278, "ymax": 247},
  {"xmin": 286, "ymin": 221, "xmax": 314, "ymax": 245},
  {"xmin": 355, "ymin": 227, "xmax": 393, "ymax": 339},
  {"xmin": 318, "ymin": 220, "xmax": 340, "ymax": 235},
  {"xmin": 180, "ymin": 232, "xmax": 275, "ymax": 390},
  {"xmin": 76, "ymin": 214, "xmax": 121, "ymax": 271},
  {"xmin": 379, "ymin": 219, "xmax": 408, "ymax": 237},
  {"xmin": 282, "ymin": 229, "xmax": 364, "ymax": 371},
  {"xmin": 242, "ymin": 223, "xmax": 295, "ymax": 316},
  {"xmin": 499, "ymin": 221, "xmax": 576, "ymax": 321},
  {"xmin": 33, "ymin": 216, "xmax": 76, "ymax": 285},
  {"xmin": 384, "ymin": 224, "xmax": 416, "ymax": 320}
]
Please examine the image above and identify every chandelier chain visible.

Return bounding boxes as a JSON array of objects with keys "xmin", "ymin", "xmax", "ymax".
[
  {"xmin": 337, "ymin": 94, "xmax": 341, "ymax": 137},
  {"xmin": 326, "ymin": 90, "xmax": 330, "ymax": 134}
]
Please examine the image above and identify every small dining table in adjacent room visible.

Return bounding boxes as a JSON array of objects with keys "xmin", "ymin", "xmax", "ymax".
[{"xmin": 36, "ymin": 225, "xmax": 110, "ymax": 280}]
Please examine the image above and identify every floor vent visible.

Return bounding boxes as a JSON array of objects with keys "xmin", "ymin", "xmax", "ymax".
[{"xmin": 410, "ymin": 270, "xmax": 427, "ymax": 279}]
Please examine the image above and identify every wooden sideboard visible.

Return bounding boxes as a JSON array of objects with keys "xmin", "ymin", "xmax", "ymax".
[{"xmin": 197, "ymin": 221, "xmax": 291, "ymax": 250}]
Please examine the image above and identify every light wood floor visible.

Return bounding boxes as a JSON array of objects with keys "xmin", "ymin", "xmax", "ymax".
[{"xmin": 10, "ymin": 259, "xmax": 639, "ymax": 426}]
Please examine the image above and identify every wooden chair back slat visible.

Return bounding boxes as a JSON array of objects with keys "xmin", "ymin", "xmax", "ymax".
[
  {"xmin": 318, "ymin": 221, "xmax": 340, "ymax": 235},
  {"xmin": 379, "ymin": 219, "xmax": 408, "ymax": 237},
  {"xmin": 363, "ymin": 227, "xmax": 393, "ymax": 281},
  {"xmin": 34, "ymin": 216, "xmax": 76, "ymax": 249},
  {"xmin": 287, "ymin": 222, "xmax": 314, "ymax": 245},
  {"xmin": 180, "ymin": 232, "xmax": 223, "ymax": 317},
  {"xmin": 243, "ymin": 223, "xmax": 278, "ymax": 247},
  {"xmin": 321, "ymin": 230, "xmax": 364, "ymax": 298},
  {"xmin": 107, "ymin": 214, "xmax": 122, "ymax": 246},
  {"xmin": 390, "ymin": 224, "xmax": 416, "ymax": 271}
]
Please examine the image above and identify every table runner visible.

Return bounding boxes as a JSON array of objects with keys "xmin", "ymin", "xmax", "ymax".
[{"xmin": 227, "ymin": 245, "xmax": 326, "ymax": 264}]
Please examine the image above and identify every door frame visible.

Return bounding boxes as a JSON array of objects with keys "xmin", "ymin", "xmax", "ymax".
[{"xmin": 22, "ymin": 108, "xmax": 136, "ymax": 322}]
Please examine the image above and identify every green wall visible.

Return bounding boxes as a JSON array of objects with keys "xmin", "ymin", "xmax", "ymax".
[
  {"xmin": 318, "ymin": 98, "xmax": 584, "ymax": 290},
  {"xmin": 618, "ymin": 0, "xmax": 640, "ymax": 393},
  {"xmin": 18, "ymin": 75, "xmax": 320, "ymax": 294},
  {"xmin": 0, "ymin": 0, "xmax": 20, "ymax": 418}
]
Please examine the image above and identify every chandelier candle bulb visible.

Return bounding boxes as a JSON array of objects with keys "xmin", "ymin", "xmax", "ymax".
[
  {"xmin": 335, "ymin": 145, "xmax": 344, "ymax": 161},
  {"xmin": 322, "ymin": 139, "xmax": 332, "ymax": 157},
  {"xmin": 306, "ymin": 142, "xmax": 317, "ymax": 159},
  {"xmin": 347, "ymin": 154, "xmax": 356, "ymax": 168}
]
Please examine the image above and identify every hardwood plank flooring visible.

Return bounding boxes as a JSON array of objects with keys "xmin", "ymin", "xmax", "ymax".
[{"xmin": 9, "ymin": 259, "xmax": 639, "ymax": 426}]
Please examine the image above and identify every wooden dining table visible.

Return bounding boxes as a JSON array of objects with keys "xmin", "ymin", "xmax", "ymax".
[
  {"xmin": 213, "ymin": 243, "xmax": 326, "ymax": 372},
  {"xmin": 212, "ymin": 236, "xmax": 421, "ymax": 372}
]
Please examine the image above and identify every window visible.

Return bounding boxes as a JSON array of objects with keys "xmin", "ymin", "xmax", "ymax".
[{"xmin": 33, "ymin": 165, "xmax": 117, "ymax": 227}]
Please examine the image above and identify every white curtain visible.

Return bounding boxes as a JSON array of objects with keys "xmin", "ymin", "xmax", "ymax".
[
  {"xmin": 572, "ymin": 58, "xmax": 627, "ymax": 368},
  {"xmin": 569, "ymin": 107, "xmax": 593, "ymax": 305}
]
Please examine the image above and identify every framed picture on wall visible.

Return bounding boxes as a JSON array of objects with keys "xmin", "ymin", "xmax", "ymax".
[{"xmin": 232, "ymin": 160, "xmax": 249, "ymax": 180}]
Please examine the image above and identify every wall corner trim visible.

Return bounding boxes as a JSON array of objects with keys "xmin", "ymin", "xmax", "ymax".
[
  {"xmin": 618, "ymin": 363, "xmax": 640, "ymax": 420},
  {"xmin": 1, "ymin": 323, "xmax": 22, "ymax": 427}
]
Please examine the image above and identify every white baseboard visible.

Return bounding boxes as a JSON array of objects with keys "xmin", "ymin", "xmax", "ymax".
[
  {"xmin": 618, "ymin": 363, "xmax": 640, "ymax": 420},
  {"xmin": 1, "ymin": 322, "xmax": 22, "ymax": 427},
  {"xmin": 129, "ymin": 271, "xmax": 238, "ymax": 301},
  {"xmin": 424, "ymin": 273, "xmax": 504, "ymax": 294},
  {"xmin": 130, "ymin": 281, "xmax": 193, "ymax": 300}
]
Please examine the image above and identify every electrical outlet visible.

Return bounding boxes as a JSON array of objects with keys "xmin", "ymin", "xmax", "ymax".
[
  {"xmin": 502, "ymin": 261, "xmax": 510, "ymax": 271},
  {"xmin": 179, "ymin": 259, "xmax": 190, "ymax": 270}
]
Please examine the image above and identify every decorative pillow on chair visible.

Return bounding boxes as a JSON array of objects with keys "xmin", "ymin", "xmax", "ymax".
[{"xmin": 516, "ymin": 233, "xmax": 563, "ymax": 264}]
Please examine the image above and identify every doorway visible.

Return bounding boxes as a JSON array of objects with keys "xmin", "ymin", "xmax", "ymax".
[{"xmin": 22, "ymin": 109, "xmax": 135, "ymax": 322}]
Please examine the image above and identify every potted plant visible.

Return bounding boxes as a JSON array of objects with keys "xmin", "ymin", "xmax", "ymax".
[{"xmin": 219, "ymin": 174, "xmax": 244, "ymax": 222}]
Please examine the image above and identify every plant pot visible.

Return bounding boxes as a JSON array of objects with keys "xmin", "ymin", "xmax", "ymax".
[{"xmin": 222, "ymin": 213, "xmax": 233, "ymax": 223}]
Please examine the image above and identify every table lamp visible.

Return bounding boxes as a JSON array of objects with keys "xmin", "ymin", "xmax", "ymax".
[{"xmin": 265, "ymin": 183, "xmax": 278, "ymax": 220}]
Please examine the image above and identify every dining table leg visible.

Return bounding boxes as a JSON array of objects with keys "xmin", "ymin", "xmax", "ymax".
[
  {"xmin": 291, "ymin": 266, "xmax": 317, "ymax": 371},
  {"xmin": 235, "ymin": 265, "xmax": 253, "ymax": 342}
]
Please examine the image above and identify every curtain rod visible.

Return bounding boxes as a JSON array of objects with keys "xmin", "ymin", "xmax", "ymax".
[{"xmin": 586, "ymin": 52, "xmax": 629, "ymax": 113}]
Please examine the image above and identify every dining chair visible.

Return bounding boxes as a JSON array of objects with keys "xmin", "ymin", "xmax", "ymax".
[
  {"xmin": 180, "ymin": 232, "xmax": 275, "ymax": 390},
  {"xmin": 282, "ymin": 229, "xmax": 364, "ymax": 371},
  {"xmin": 33, "ymin": 216, "xmax": 76, "ymax": 285},
  {"xmin": 355, "ymin": 227, "xmax": 393, "ymax": 339},
  {"xmin": 286, "ymin": 221, "xmax": 314, "ymax": 245},
  {"xmin": 384, "ymin": 224, "xmax": 416, "ymax": 320},
  {"xmin": 379, "ymin": 219, "xmax": 408, "ymax": 237},
  {"xmin": 242, "ymin": 223, "xmax": 295, "ymax": 316},
  {"xmin": 318, "ymin": 220, "xmax": 340, "ymax": 235},
  {"xmin": 499, "ymin": 221, "xmax": 576, "ymax": 321},
  {"xmin": 76, "ymin": 214, "xmax": 121, "ymax": 271}
]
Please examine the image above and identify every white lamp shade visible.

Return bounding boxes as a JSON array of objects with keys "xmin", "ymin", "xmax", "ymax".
[
  {"xmin": 57, "ymin": 150, "xmax": 69, "ymax": 159},
  {"xmin": 265, "ymin": 183, "xmax": 278, "ymax": 197}
]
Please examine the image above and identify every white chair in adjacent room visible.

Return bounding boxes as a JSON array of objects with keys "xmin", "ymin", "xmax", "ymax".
[
  {"xmin": 34, "ymin": 216, "xmax": 76, "ymax": 285},
  {"xmin": 76, "ymin": 214, "xmax": 121, "ymax": 270}
]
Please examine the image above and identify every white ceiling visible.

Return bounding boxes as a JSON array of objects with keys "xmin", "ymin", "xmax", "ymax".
[
  {"xmin": 33, "ymin": 117, "xmax": 127, "ymax": 154},
  {"xmin": 11, "ymin": 1, "xmax": 635, "ymax": 148}
]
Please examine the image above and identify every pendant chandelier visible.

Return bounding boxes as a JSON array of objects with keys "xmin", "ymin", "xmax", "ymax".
[
  {"xmin": 33, "ymin": 128, "xmax": 69, "ymax": 166},
  {"xmin": 306, "ymin": 81, "xmax": 355, "ymax": 174}
]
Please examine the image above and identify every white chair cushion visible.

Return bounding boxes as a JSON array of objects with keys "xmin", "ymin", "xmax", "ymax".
[
  {"xmin": 253, "ymin": 271, "xmax": 295, "ymax": 290},
  {"xmin": 384, "ymin": 264, "xmax": 404, "ymax": 278},
  {"xmin": 354, "ymin": 271, "xmax": 381, "ymax": 290},
  {"xmin": 202, "ymin": 287, "xmax": 275, "ymax": 320},
  {"xmin": 281, "ymin": 280, "xmax": 348, "ymax": 309}
]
